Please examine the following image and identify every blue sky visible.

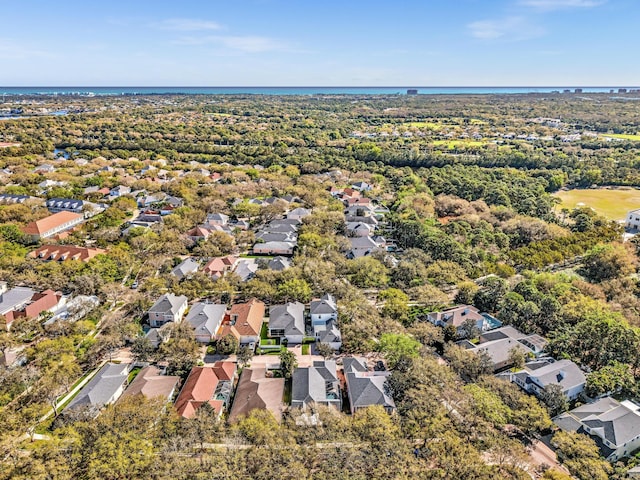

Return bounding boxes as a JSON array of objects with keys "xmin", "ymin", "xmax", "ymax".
[{"xmin": 1, "ymin": 0, "xmax": 638, "ymax": 86}]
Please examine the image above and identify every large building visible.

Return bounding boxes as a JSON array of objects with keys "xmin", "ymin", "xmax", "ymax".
[
  {"xmin": 22, "ymin": 211, "xmax": 84, "ymax": 241},
  {"xmin": 555, "ymin": 397, "xmax": 640, "ymax": 461},
  {"xmin": 29, "ymin": 245, "xmax": 106, "ymax": 263}
]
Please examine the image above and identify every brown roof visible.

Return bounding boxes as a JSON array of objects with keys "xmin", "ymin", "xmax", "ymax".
[
  {"xmin": 121, "ymin": 366, "xmax": 179, "ymax": 401},
  {"xmin": 228, "ymin": 368, "xmax": 285, "ymax": 423},
  {"xmin": 29, "ymin": 245, "xmax": 106, "ymax": 262},
  {"xmin": 217, "ymin": 298, "xmax": 265, "ymax": 340},
  {"xmin": 174, "ymin": 363, "xmax": 237, "ymax": 418},
  {"xmin": 187, "ymin": 226, "xmax": 211, "ymax": 238},
  {"xmin": 22, "ymin": 211, "xmax": 83, "ymax": 236}
]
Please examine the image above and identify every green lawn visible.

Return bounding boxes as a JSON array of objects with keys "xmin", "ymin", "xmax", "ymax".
[
  {"xmin": 602, "ymin": 133, "xmax": 640, "ymax": 141},
  {"xmin": 301, "ymin": 344, "xmax": 310, "ymax": 355},
  {"xmin": 554, "ymin": 188, "xmax": 640, "ymax": 220},
  {"xmin": 128, "ymin": 367, "xmax": 142, "ymax": 384},
  {"xmin": 404, "ymin": 121, "xmax": 441, "ymax": 130},
  {"xmin": 432, "ymin": 140, "xmax": 486, "ymax": 148}
]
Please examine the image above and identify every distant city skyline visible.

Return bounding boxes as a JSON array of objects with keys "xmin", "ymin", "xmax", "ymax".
[{"xmin": 2, "ymin": 0, "xmax": 638, "ymax": 86}]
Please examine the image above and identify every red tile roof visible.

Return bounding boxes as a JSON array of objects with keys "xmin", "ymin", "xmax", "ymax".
[
  {"xmin": 29, "ymin": 245, "xmax": 106, "ymax": 262},
  {"xmin": 174, "ymin": 363, "xmax": 237, "ymax": 418},
  {"xmin": 22, "ymin": 211, "xmax": 83, "ymax": 237}
]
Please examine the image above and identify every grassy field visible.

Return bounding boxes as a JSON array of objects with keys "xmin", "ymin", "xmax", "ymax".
[
  {"xmin": 432, "ymin": 140, "xmax": 486, "ymax": 148},
  {"xmin": 404, "ymin": 121, "xmax": 441, "ymax": 130},
  {"xmin": 602, "ymin": 133, "xmax": 640, "ymax": 141},
  {"xmin": 554, "ymin": 188, "xmax": 640, "ymax": 220}
]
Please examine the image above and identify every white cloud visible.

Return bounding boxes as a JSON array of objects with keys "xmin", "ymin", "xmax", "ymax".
[
  {"xmin": 519, "ymin": 0, "xmax": 605, "ymax": 10},
  {"xmin": 153, "ymin": 18, "xmax": 222, "ymax": 31},
  {"xmin": 468, "ymin": 16, "xmax": 545, "ymax": 40},
  {"xmin": 172, "ymin": 35, "xmax": 290, "ymax": 53}
]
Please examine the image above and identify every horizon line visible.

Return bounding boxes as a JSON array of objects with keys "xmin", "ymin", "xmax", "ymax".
[{"xmin": 1, "ymin": 85, "xmax": 639, "ymax": 89}]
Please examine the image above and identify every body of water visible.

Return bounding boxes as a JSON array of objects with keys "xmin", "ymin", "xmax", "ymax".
[{"xmin": 0, "ymin": 86, "xmax": 638, "ymax": 96}]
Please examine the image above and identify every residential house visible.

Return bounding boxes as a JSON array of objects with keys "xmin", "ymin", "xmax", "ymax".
[
  {"xmin": 171, "ymin": 258, "xmax": 199, "ymax": 280},
  {"xmin": 292, "ymin": 360, "xmax": 341, "ymax": 410},
  {"xmin": 626, "ymin": 209, "xmax": 640, "ymax": 230},
  {"xmin": 228, "ymin": 368, "xmax": 285, "ymax": 422},
  {"xmin": 0, "ymin": 283, "xmax": 36, "ymax": 321},
  {"xmin": 109, "ymin": 185, "xmax": 131, "ymax": 197},
  {"xmin": 174, "ymin": 363, "xmax": 237, "ymax": 418},
  {"xmin": 121, "ymin": 366, "xmax": 179, "ymax": 402},
  {"xmin": 463, "ymin": 326, "xmax": 546, "ymax": 371},
  {"xmin": 37, "ymin": 179, "xmax": 67, "ymax": 194},
  {"xmin": 256, "ymin": 231, "xmax": 297, "ymax": 243},
  {"xmin": 427, "ymin": 305, "xmax": 500, "ymax": 337},
  {"xmin": 144, "ymin": 325, "xmax": 172, "ymax": 349},
  {"xmin": 4, "ymin": 289, "xmax": 64, "ymax": 329},
  {"xmin": 346, "ymin": 221, "xmax": 375, "ymax": 237},
  {"xmin": 203, "ymin": 255, "xmax": 238, "ymax": 280},
  {"xmin": 217, "ymin": 298, "xmax": 265, "ymax": 345},
  {"xmin": 234, "ymin": 259, "xmax": 258, "ymax": 282},
  {"xmin": 46, "ymin": 198, "xmax": 87, "ymax": 215},
  {"xmin": 509, "ymin": 358, "xmax": 586, "ymax": 401},
  {"xmin": 34, "ymin": 163, "xmax": 55, "ymax": 173},
  {"xmin": 554, "ymin": 397, "xmax": 640, "ymax": 461},
  {"xmin": 316, "ymin": 319, "xmax": 342, "ymax": 350},
  {"xmin": 185, "ymin": 302, "xmax": 227, "ymax": 343},
  {"xmin": 64, "ymin": 363, "xmax": 130, "ymax": 416},
  {"xmin": 148, "ymin": 293, "xmax": 188, "ymax": 328},
  {"xmin": 186, "ymin": 226, "xmax": 212, "ymax": 243},
  {"xmin": 287, "ymin": 207, "xmax": 311, "ymax": 221},
  {"xmin": 268, "ymin": 256, "xmax": 292, "ymax": 271},
  {"xmin": 22, "ymin": 211, "xmax": 84, "ymax": 241},
  {"xmin": 269, "ymin": 302, "xmax": 306, "ymax": 344},
  {"xmin": 345, "ymin": 236, "xmax": 385, "ymax": 259},
  {"xmin": 29, "ymin": 245, "xmax": 106, "ymax": 263},
  {"xmin": 204, "ymin": 213, "xmax": 229, "ymax": 227},
  {"xmin": 351, "ymin": 181, "xmax": 372, "ymax": 192},
  {"xmin": 253, "ymin": 241, "xmax": 295, "ymax": 256},
  {"xmin": 0, "ymin": 194, "xmax": 36, "ymax": 205},
  {"xmin": 343, "ymin": 357, "xmax": 396, "ymax": 414},
  {"xmin": 310, "ymin": 294, "xmax": 338, "ymax": 328}
]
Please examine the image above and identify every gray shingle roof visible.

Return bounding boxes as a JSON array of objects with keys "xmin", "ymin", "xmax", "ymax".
[
  {"xmin": 292, "ymin": 360, "xmax": 339, "ymax": 407},
  {"xmin": 149, "ymin": 293, "xmax": 188, "ymax": 315},
  {"xmin": 185, "ymin": 302, "xmax": 227, "ymax": 337},
  {"xmin": 269, "ymin": 302, "xmax": 305, "ymax": 336},
  {"xmin": 65, "ymin": 363, "xmax": 129, "ymax": 412},
  {"xmin": 555, "ymin": 397, "xmax": 640, "ymax": 450},
  {"xmin": 171, "ymin": 258, "xmax": 199, "ymax": 280},
  {"xmin": 343, "ymin": 357, "xmax": 395, "ymax": 411},
  {"xmin": 310, "ymin": 294, "xmax": 338, "ymax": 316},
  {"xmin": 529, "ymin": 359, "xmax": 586, "ymax": 392}
]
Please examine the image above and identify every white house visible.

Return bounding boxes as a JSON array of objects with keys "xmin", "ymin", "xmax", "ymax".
[
  {"xmin": 511, "ymin": 358, "xmax": 586, "ymax": 401},
  {"xmin": 185, "ymin": 302, "xmax": 227, "ymax": 343},
  {"xmin": 626, "ymin": 209, "xmax": 640, "ymax": 230},
  {"xmin": 555, "ymin": 397, "xmax": 640, "ymax": 462},
  {"xmin": 148, "ymin": 293, "xmax": 188, "ymax": 328}
]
